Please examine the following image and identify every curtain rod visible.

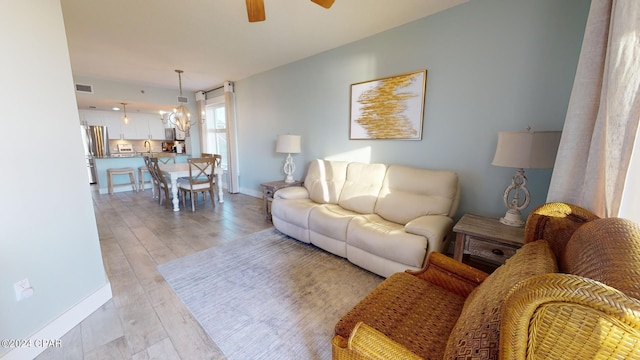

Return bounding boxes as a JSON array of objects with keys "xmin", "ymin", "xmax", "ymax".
[{"xmin": 204, "ymin": 85, "xmax": 224, "ymax": 94}]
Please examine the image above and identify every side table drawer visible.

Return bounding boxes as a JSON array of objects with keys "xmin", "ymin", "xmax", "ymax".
[{"xmin": 466, "ymin": 236, "xmax": 518, "ymax": 264}]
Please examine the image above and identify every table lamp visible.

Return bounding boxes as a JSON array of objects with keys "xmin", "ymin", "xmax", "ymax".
[
  {"xmin": 276, "ymin": 134, "xmax": 301, "ymax": 183},
  {"xmin": 491, "ymin": 130, "xmax": 561, "ymax": 227}
]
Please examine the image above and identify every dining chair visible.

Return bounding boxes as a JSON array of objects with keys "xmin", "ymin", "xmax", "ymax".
[
  {"xmin": 150, "ymin": 157, "xmax": 173, "ymax": 209},
  {"xmin": 213, "ymin": 154, "xmax": 222, "ymax": 168},
  {"xmin": 201, "ymin": 152, "xmax": 213, "ymax": 158},
  {"xmin": 155, "ymin": 153, "xmax": 176, "ymax": 164},
  {"xmin": 177, "ymin": 157, "xmax": 216, "ymax": 212},
  {"xmin": 142, "ymin": 156, "xmax": 157, "ymax": 197}
]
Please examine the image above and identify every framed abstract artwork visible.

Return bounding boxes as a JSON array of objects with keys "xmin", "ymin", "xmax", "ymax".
[{"xmin": 349, "ymin": 70, "xmax": 427, "ymax": 140}]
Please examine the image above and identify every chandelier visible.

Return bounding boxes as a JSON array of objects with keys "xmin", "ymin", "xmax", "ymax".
[{"xmin": 161, "ymin": 70, "xmax": 195, "ymax": 136}]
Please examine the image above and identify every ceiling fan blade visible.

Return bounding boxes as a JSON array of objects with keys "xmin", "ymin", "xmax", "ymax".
[
  {"xmin": 246, "ymin": 0, "xmax": 266, "ymax": 22},
  {"xmin": 311, "ymin": 0, "xmax": 335, "ymax": 9}
]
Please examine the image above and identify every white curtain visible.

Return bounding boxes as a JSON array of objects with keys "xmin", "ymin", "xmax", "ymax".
[
  {"xmin": 547, "ymin": 0, "xmax": 640, "ymax": 218},
  {"xmin": 196, "ymin": 91, "xmax": 206, "ymax": 156},
  {"xmin": 224, "ymin": 81, "xmax": 240, "ymax": 193}
]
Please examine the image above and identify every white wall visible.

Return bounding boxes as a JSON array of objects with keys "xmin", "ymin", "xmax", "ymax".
[
  {"xmin": 234, "ymin": 0, "xmax": 591, "ymax": 219},
  {"xmin": 0, "ymin": 1, "xmax": 110, "ymax": 358}
]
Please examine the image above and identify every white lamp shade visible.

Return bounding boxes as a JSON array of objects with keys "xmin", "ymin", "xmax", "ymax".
[
  {"xmin": 276, "ymin": 134, "xmax": 301, "ymax": 154},
  {"xmin": 492, "ymin": 131, "xmax": 561, "ymax": 169}
]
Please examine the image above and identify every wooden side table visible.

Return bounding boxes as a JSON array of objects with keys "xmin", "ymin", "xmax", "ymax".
[
  {"xmin": 260, "ymin": 180, "xmax": 303, "ymax": 220},
  {"xmin": 453, "ymin": 214, "xmax": 525, "ymax": 267}
]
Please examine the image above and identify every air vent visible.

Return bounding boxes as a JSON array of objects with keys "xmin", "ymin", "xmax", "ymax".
[
  {"xmin": 75, "ymin": 83, "xmax": 93, "ymax": 93},
  {"xmin": 177, "ymin": 96, "xmax": 188, "ymax": 104}
]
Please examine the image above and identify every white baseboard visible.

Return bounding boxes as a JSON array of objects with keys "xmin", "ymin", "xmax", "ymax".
[
  {"xmin": 240, "ymin": 187, "xmax": 261, "ymax": 198},
  {"xmin": 1, "ymin": 283, "xmax": 112, "ymax": 360},
  {"xmin": 98, "ymin": 186, "xmax": 139, "ymax": 195}
]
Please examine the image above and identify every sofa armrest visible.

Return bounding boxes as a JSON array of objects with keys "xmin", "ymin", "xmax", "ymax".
[
  {"xmin": 500, "ymin": 273, "xmax": 640, "ymax": 359},
  {"xmin": 404, "ymin": 215, "xmax": 454, "ymax": 254},
  {"xmin": 273, "ymin": 186, "xmax": 309, "ymax": 200},
  {"xmin": 332, "ymin": 322, "xmax": 423, "ymax": 360},
  {"xmin": 407, "ymin": 252, "xmax": 488, "ymax": 298}
]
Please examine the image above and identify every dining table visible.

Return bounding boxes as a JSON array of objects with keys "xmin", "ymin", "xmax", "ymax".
[{"xmin": 159, "ymin": 162, "xmax": 224, "ymax": 212}]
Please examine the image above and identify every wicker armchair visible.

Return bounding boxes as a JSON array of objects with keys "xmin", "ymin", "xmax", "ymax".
[
  {"xmin": 523, "ymin": 201, "xmax": 600, "ymax": 263},
  {"xmin": 500, "ymin": 216, "xmax": 640, "ymax": 359},
  {"xmin": 332, "ymin": 203, "xmax": 640, "ymax": 360},
  {"xmin": 333, "ymin": 252, "xmax": 488, "ymax": 359}
]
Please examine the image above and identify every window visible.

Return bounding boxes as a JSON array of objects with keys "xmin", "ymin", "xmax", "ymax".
[{"xmin": 204, "ymin": 97, "xmax": 227, "ymax": 169}]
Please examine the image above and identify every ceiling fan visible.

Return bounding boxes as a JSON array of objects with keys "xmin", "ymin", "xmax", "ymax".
[{"xmin": 246, "ymin": 0, "xmax": 335, "ymax": 22}]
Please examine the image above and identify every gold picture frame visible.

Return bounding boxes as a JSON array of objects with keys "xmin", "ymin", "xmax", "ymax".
[{"xmin": 349, "ymin": 70, "xmax": 427, "ymax": 140}]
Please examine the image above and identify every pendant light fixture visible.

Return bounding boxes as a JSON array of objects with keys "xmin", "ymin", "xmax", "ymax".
[
  {"xmin": 121, "ymin": 102, "xmax": 129, "ymax": 125},
  {"xmin": 161, "ymin": 69, "xmax": 194, "ymax": 136}
]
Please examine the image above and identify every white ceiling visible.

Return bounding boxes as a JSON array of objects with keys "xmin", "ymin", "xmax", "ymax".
[{"xmin": 62, "ymin": 0, "xmax": 467, "ymax": 113}]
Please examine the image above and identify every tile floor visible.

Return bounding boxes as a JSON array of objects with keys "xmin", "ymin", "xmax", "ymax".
[{"xmin": 36, "ymin": 186, "xmax": 272, "ymax": 360}]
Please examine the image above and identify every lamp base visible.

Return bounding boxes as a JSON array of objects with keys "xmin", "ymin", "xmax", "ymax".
[
  {"xmin": 283, "ymin": 153, "xmax": 296, "ymax": 183},
  {"xmin": 500, "ymin": 208, "xmax": 524, "ymax": 227},
  {"xmin": 499, "ymin": 168, "xmax": 529, "ymax": 227}
]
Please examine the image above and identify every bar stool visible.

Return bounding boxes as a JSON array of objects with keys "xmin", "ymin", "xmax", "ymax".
[
  {"xmin": 107, "ymin": 167, "xmax": 137, "ymax": 194},
  {"xmin": 138, "ymin": 165, "xmax": 153, "ymax": 194}
]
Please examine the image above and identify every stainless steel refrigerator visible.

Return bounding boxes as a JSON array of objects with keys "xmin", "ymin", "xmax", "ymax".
[{"xmin": 81, "ymin": 125, "xmax": 110, "ymax": 184}]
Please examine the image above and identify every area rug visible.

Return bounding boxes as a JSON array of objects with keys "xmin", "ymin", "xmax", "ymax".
[{"xmin": 157, "ymin": 228, "xmax": 384, "ymax": 360}]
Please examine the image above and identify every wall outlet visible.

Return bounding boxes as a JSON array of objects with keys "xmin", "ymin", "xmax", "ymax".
[{"xmin": 14, "ymin": 278, "xmax": 34, "ymax": 301}]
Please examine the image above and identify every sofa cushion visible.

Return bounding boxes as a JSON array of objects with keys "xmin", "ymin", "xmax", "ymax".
[
  {"xmin": 304, "ymin": 160, "xmax": 349, "ymax": 205},
  {"xmin": 273, "ymin": 186, "xmax": 309, "ymax": 200},
  {"xmin": 375, "ymin": 165, "xmax": 459, "ymax": 225},
  {"xmin": 309, "ymin": 204, "xmax": 360, "ymax": 257},
  {"xmin": 563, "ymin": 217, "xmax": 640, "ymax": 300},
  {"xmin": 337, "ymin": 162, "xmax": 387, "ymax": 214},
  {"xmin": 335, "ymin": 272, "xmax": 467, "ymax": 359},
  {"xmin": 310, "ymin": 205, "xmax": 359, "ymax": 241},
  {"xmin": 271, "ymin": 198, "xmax": 318, "ymax": 243},
  {"xmin": 443, "ymin": 240, "xmax": 557, "ymax": 360},
  {"xmin": 347, "ymin": 214, "xmax": 428, "ymax": 269}
]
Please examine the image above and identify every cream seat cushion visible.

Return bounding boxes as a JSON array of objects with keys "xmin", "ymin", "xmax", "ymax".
[
  {"xmin": 305, "ymin": 160, "xmax": 349, "ymax": 205},
  {"xmin": 177, "ymin": 180, "xmax": 211, "ymax": 190},
  {"xmin": 375, "ymin": 165, "xmax": 459, "ymax": 223},
  {"xmin": 337, "ymin": 162, "xmax": 387, "ymax": 214},
  {"xmin": 347, "ymin": 214, "xmax": 428, "ymax": 269},
  {"xmin": 309, "ymin": 205, "xmax": 360, "ymax": 257},
  {"xmin": 271, "ymin": 198, "xmax": 318, "ymax": 243},
  {"xmin": 308, "ymin": 162, "xmax": 387, "ymax": 257}
]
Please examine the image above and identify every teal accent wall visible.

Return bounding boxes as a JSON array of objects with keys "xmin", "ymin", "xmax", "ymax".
[
  {"xmin": 94, "ymin": 155, "xmax": 190, "ymax": 194},
  {"xmin": 0, "ymin": 0, "xmax": 109, "ymax": 354},
  {"xmin": 234, "ymin": 0, "xmax": 591, "ymax": 219}
]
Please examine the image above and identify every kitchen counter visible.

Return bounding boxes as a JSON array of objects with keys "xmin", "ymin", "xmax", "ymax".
[
  {"xmin": 96, "ymin": 152, "xmax": 187, "ymax": 159},
  {"xmin": 94, "ymin": 154, "xmax": 190, "ymax": 194}
]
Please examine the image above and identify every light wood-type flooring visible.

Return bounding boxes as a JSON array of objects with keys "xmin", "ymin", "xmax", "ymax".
[{"xmin": 36, "ymin": 186, "xmax": 272, "ymax": 360}]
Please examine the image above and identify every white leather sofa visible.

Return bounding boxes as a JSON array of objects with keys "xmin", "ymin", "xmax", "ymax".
[{"xmin": 271, "ymin": 159, "xmax": 460, "ymax": 278}]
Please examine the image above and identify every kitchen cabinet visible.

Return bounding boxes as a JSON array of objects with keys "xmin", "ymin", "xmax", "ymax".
[
  {"xmin": 103, "ymin": 116, "xmax": 124, "ymax": 139},
  {"xmin": 79, "ymin": 109, "xmax": 106, "ymax": 126},
  {"xmin": 78, "ymin": 109, "xmax": 171, "ymax": 140},
  {"xmin": 142, "ymin": 118, "xmax": 167, "ymax": 140},
  {"xmin": 121, "ymin": 120, "xmax": 138, "ymax": 139},
  {"xmin": 151, "ymin": 119, "xmax": 167, "ymax": 140}
]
